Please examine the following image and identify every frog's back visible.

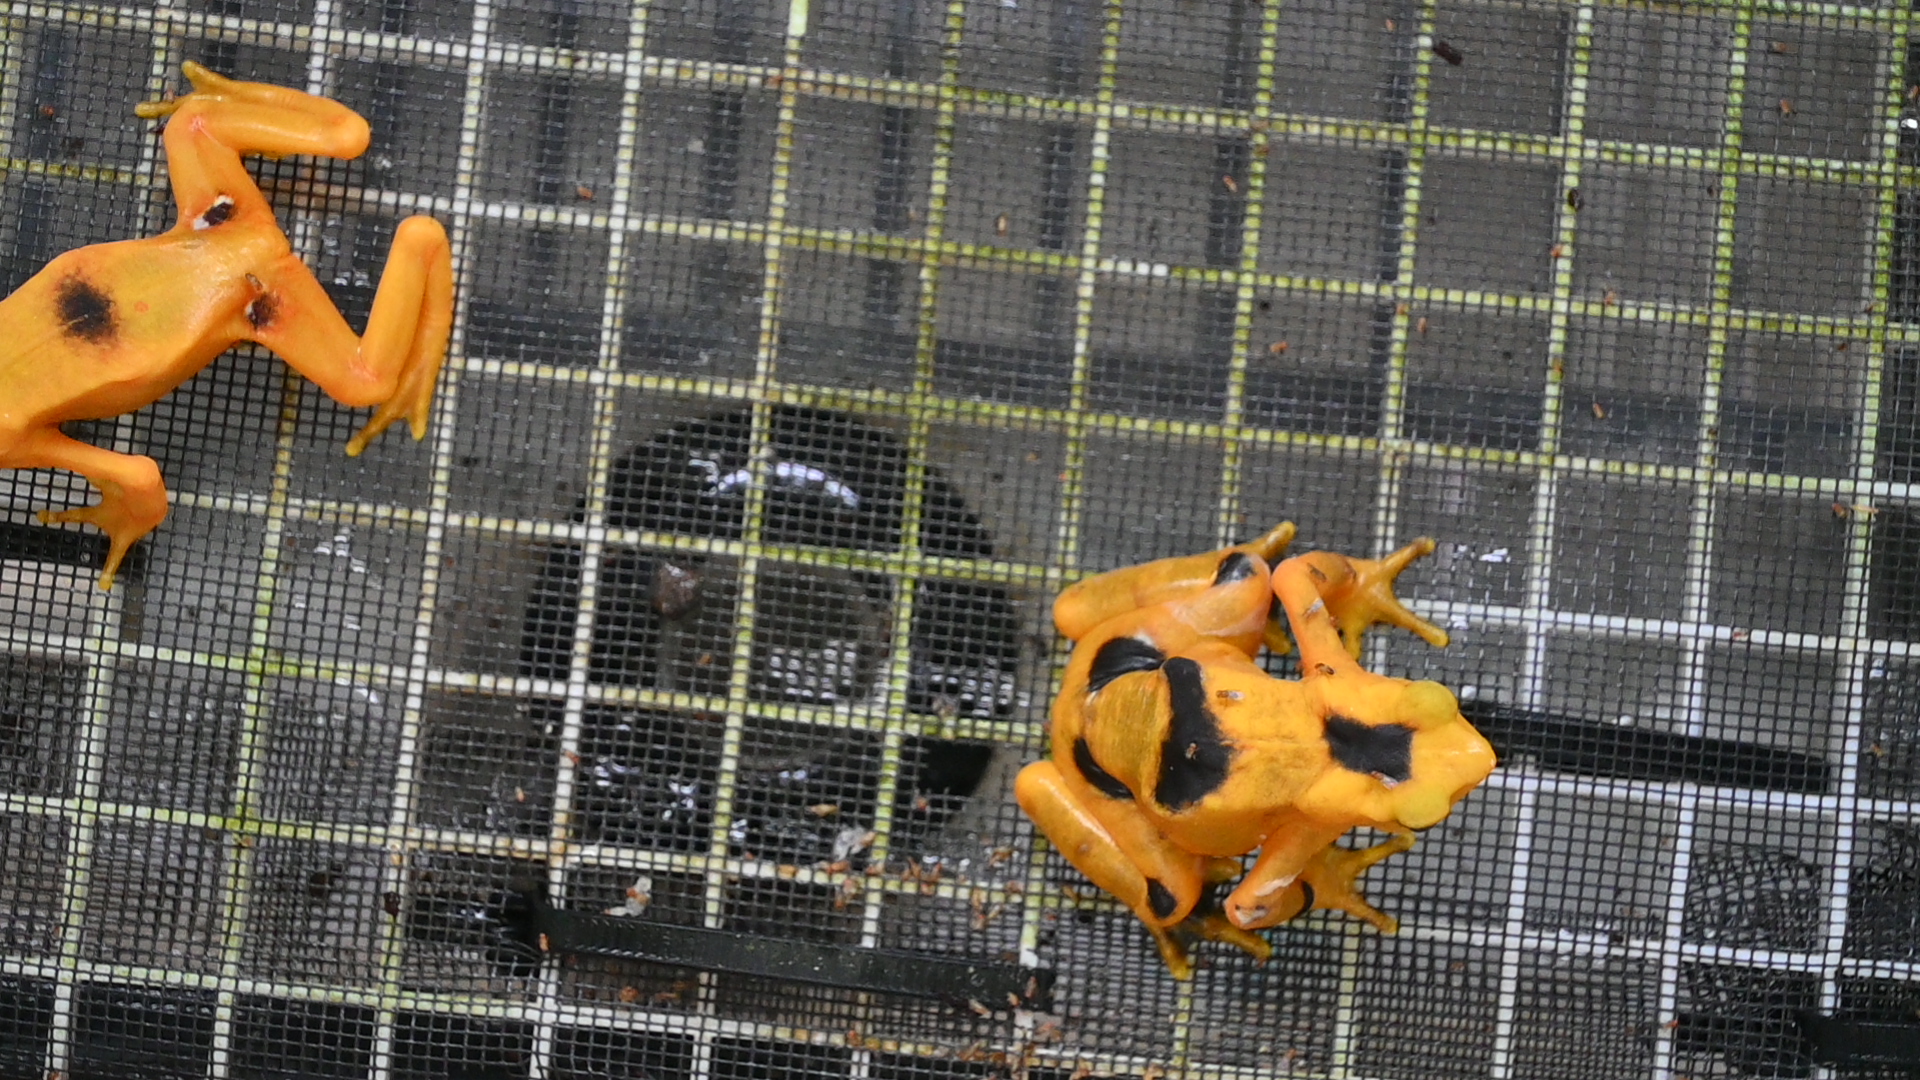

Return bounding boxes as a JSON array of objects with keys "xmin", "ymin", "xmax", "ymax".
[{"xmin": 0, "ymin": 236, "xmax": 258, "ymax": 429}]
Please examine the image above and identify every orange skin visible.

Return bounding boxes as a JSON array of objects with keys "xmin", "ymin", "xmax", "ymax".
[
  {"xmin": 1017, "ymin": 524, "xmax": 1497, "ymax": 979},
  {"xmin": 0, "ymin": 62, "xmax": 454, "ymax": 589}
]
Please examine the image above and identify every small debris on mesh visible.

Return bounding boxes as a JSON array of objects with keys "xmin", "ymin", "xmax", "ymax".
[
  {"xmin": 830, "ymin": 827, "xmax": 876, "ymax": 862},
  {"xmin": 576, "ymin": 184, "xmax": 595, "ymax": 201},
  {"xmin": 1551, "ymin": 243, "xmax": 1565, "ymax": 258},
  {"xmin": 619, "ymin": 985, "xmax": 641, "ymax": 1003},
  {"xmin": 1268, "ymin": 341, "xmax": 1289, "ymax": 355},
  {"xmin": 1779, "ymin": 98, "xmax": 1795, "ymax": 116},
  {"xmin": 605, "ymin": 875, "xmax": 652, "ymax": 916},
  {"xmin": 1604, "ymin": 289, "xmax": 1619, "ymax": 306},
  {"xmin": 1591, "ymin": 401, "xmax": 1608, "ymax": 420},
  {"xmin": 652, "ymin": 561, "xmax": 702, "ymax": 618},
  {"xmin": 834, "ymin": 873, "xmax": 862, "ymax": 909},
  {"xmin": 1433, "ymin": 40, "xmax": 1465, "ymax": 65},
  {"xmin": 1770, "ymin": 40, "xmax": 1797, "ymax": 55},
  {"xmin": 1567, "ymin": 187, "xmax": 1583, "ymax": 211},
  {"xmin": 1221, "ymin": 174, "xmax": 1239, "ymax": 194},
  {"xmin": 995, "ymin": 213, "xmax": 1010, "ymax": 236},
  {"xmin": 1417, "ymin": 316, "xmax": 1430, "ymax": 335},
  {"xmin": 809, "ymin": 802, "xmax": 841, "ymax": 817}
]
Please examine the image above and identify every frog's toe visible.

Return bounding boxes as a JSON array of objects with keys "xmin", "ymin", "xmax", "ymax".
[
  {"xmin": 1185, "ymin": 912, "xmax": 1274, "ymax": 964},
  {"xmin": 1149, "ymin": 927, "xmax": 1198, "ymax": 982}
]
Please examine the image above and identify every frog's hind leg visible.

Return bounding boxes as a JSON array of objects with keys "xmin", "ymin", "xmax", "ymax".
[
  {"xmin": 1053, "ymin": 521, "xmax": 1297, "ymax": 642},
  {"xmin": 14, "ymin": 430, "xmax": 168, "ymax": 590},
  {"xmin": 1015, "ymin": 760, "xmax": 1219, "ymax": 979},
  {"xmin": 1272, "ymin": 537, "xmax": 1450, "ymax": 676},
  {"xmin": 245, "ymin": 218, "xmax": 454, "ymax": 456}
]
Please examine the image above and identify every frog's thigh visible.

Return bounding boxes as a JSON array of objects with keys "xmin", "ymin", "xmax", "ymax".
[
  {"xmin": 243, "ymin": 260, "xmax": 379, "ymax": 401},
  {"xmin": 1015, "ymin": 761, "xmax": 1209, "ymax": 928},
  {"xmin": 248, "ymin": 220, "xmax": 451, "ymax": 408}
]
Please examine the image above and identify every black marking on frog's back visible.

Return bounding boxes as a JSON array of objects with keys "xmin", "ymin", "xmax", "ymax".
[
  {"xmin": 1213, "ymin": 551, "xmax": 1257, "ymax": 584},
  {"xmin": 1087, "ymin": 636, "xmax": 1167, "ymax": 694},
  {"xmin": 56, "ymin": 277, "xmax": 117, "ymax": 344},
  {"xmin": 1154, "ymin": 657, "xmax": 1232, "ymax": 811},
  {"xmin": 1073, "ymin": 737, "xmax": 1135, "ymax": 800},
  {"xmin": 1146, "ymin": 879, "xmax": 1177, "ymax": 920},
  {"xmin": 1325, "ymin": 715, "xmax": 1413, "ymax": 784}
]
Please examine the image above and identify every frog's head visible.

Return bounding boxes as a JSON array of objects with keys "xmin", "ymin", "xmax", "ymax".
[{"xmin": 1294, "ymin": 673, "xmax": 1497, "ymax": 833}]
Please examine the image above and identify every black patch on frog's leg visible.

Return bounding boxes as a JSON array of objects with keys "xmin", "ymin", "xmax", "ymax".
[
  {"xmin": 1324, "ymin": 716, "xmax": 1413, "ymax": 784},
  {"xmin": 1146, "ymin": 879, "xmax": 1178, "ymax": 920},
  {"xmin": 1073, "ymin": 738, "xmax": 1134, "ymax": 801},
  {"xmin": 246, "ymin": 294, "xmax": 277, "ymax": 329},
  {"xmin": 1154, "ymin": 658, "xmax": 1233, "ymax": 811},
  {"xmin": 1297, "ymin": 879, "xmax": 1316, "ymax": 914},
  {"xmin": 193, "ymin": 194, "xmax": 236, "ymax": 229},
  {"xmin": 1213, "ymin": 551, "xmax": 1257, "ymax": 584},
  {"xmin": 1087, "ymin": 636, "xmax": 1167, "ymax": 694},
  {"xmin": 56, "ymin": 277, "xmax": 116, "ymax": 343}
]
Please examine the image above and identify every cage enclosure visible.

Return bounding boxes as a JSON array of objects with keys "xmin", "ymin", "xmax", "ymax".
[{"xmin": 2, "ymin": 1, "xmax": 1919, "ymax": 1078}]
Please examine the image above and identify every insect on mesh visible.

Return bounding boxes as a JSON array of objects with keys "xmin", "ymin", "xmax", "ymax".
[{"xmin": 0, "ymin": 1, "xmax": 1917, "ymax": 1079}]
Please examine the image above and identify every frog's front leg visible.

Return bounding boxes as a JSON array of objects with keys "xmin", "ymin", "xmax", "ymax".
[
  {"xmin": 243, "ymin": 218, "xmax": 454, "ymax": 455},
  {"xmin": 9, "ymin": 429, "xmax": 168, "ymax": 590},
  {"xmin": 1015, "ymin": 760, "xmax": 1262, "ymax": 979},
  {"xmin": 1226, "ymin": 830, "xmax": 1413, "ymax": 933}
]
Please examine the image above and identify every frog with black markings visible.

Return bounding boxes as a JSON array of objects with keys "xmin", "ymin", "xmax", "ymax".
[
  {"xmin": 0, "ymin": 62, "xmax": 453, "ymax": 589},
  {"xmin": 1017, "ymin": 523, "xmax": 1496, "ymax": 979}
]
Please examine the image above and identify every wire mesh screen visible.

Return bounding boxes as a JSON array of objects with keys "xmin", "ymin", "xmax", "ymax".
[{"xmin": 2, "ymin": 0, "xmax": 1918, "ymax": 1078}]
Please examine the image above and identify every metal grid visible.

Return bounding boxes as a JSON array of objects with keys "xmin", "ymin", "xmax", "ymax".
[{"xmin": 2, "ymin": 1, "xmax": 1919, "ymax": 1078}]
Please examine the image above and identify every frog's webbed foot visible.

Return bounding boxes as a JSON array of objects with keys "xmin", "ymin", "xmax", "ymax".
[
  {"xmin": 1294, "ymin": 832, "xmax": 1415, "ymax": 934},
  {"xmin": 20, "ymin": 432, "xmax": 168, "ymax": 590},
  {"xmin": 1332, "ymin": 538, "xmax": 1449, "ymax": 657},
  {"xmin": 1150, "ymin": 908, "xmax": 1275, "ymax": 980},
  {"xmin": 1273, "ymin": 537, "xmax": 1448, "ymax": 675}
]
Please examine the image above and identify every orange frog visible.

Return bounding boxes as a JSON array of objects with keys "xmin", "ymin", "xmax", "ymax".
[
  {"xmin": 0, "ymin": 62, "xmax": 454, "ymax": 589},
  {"xmin": 1016, "ymin": 523, "xmax": 1496, "ymax": 979}
]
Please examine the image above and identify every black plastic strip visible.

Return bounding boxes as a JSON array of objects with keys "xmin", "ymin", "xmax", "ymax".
[
  {"xmin": 0, "ymin": 518, "xmax": 116, "ymax": 573},
  {"xmin": 1460, "ymin": 701, "xmax": 1830, "ymax": 794},
  {"xmin": 1798, "ymin": 1011, "xmax": 1920, "ymax": 1067},
  {"xmin": 513, "ymin": 894, "xmax": 1053, "ymax": 1010}
]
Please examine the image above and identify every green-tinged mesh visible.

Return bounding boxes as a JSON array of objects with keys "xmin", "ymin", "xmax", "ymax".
[{"xmin": 2, "ymin": 2, "xmax": 1918, "ymax": 1079}]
